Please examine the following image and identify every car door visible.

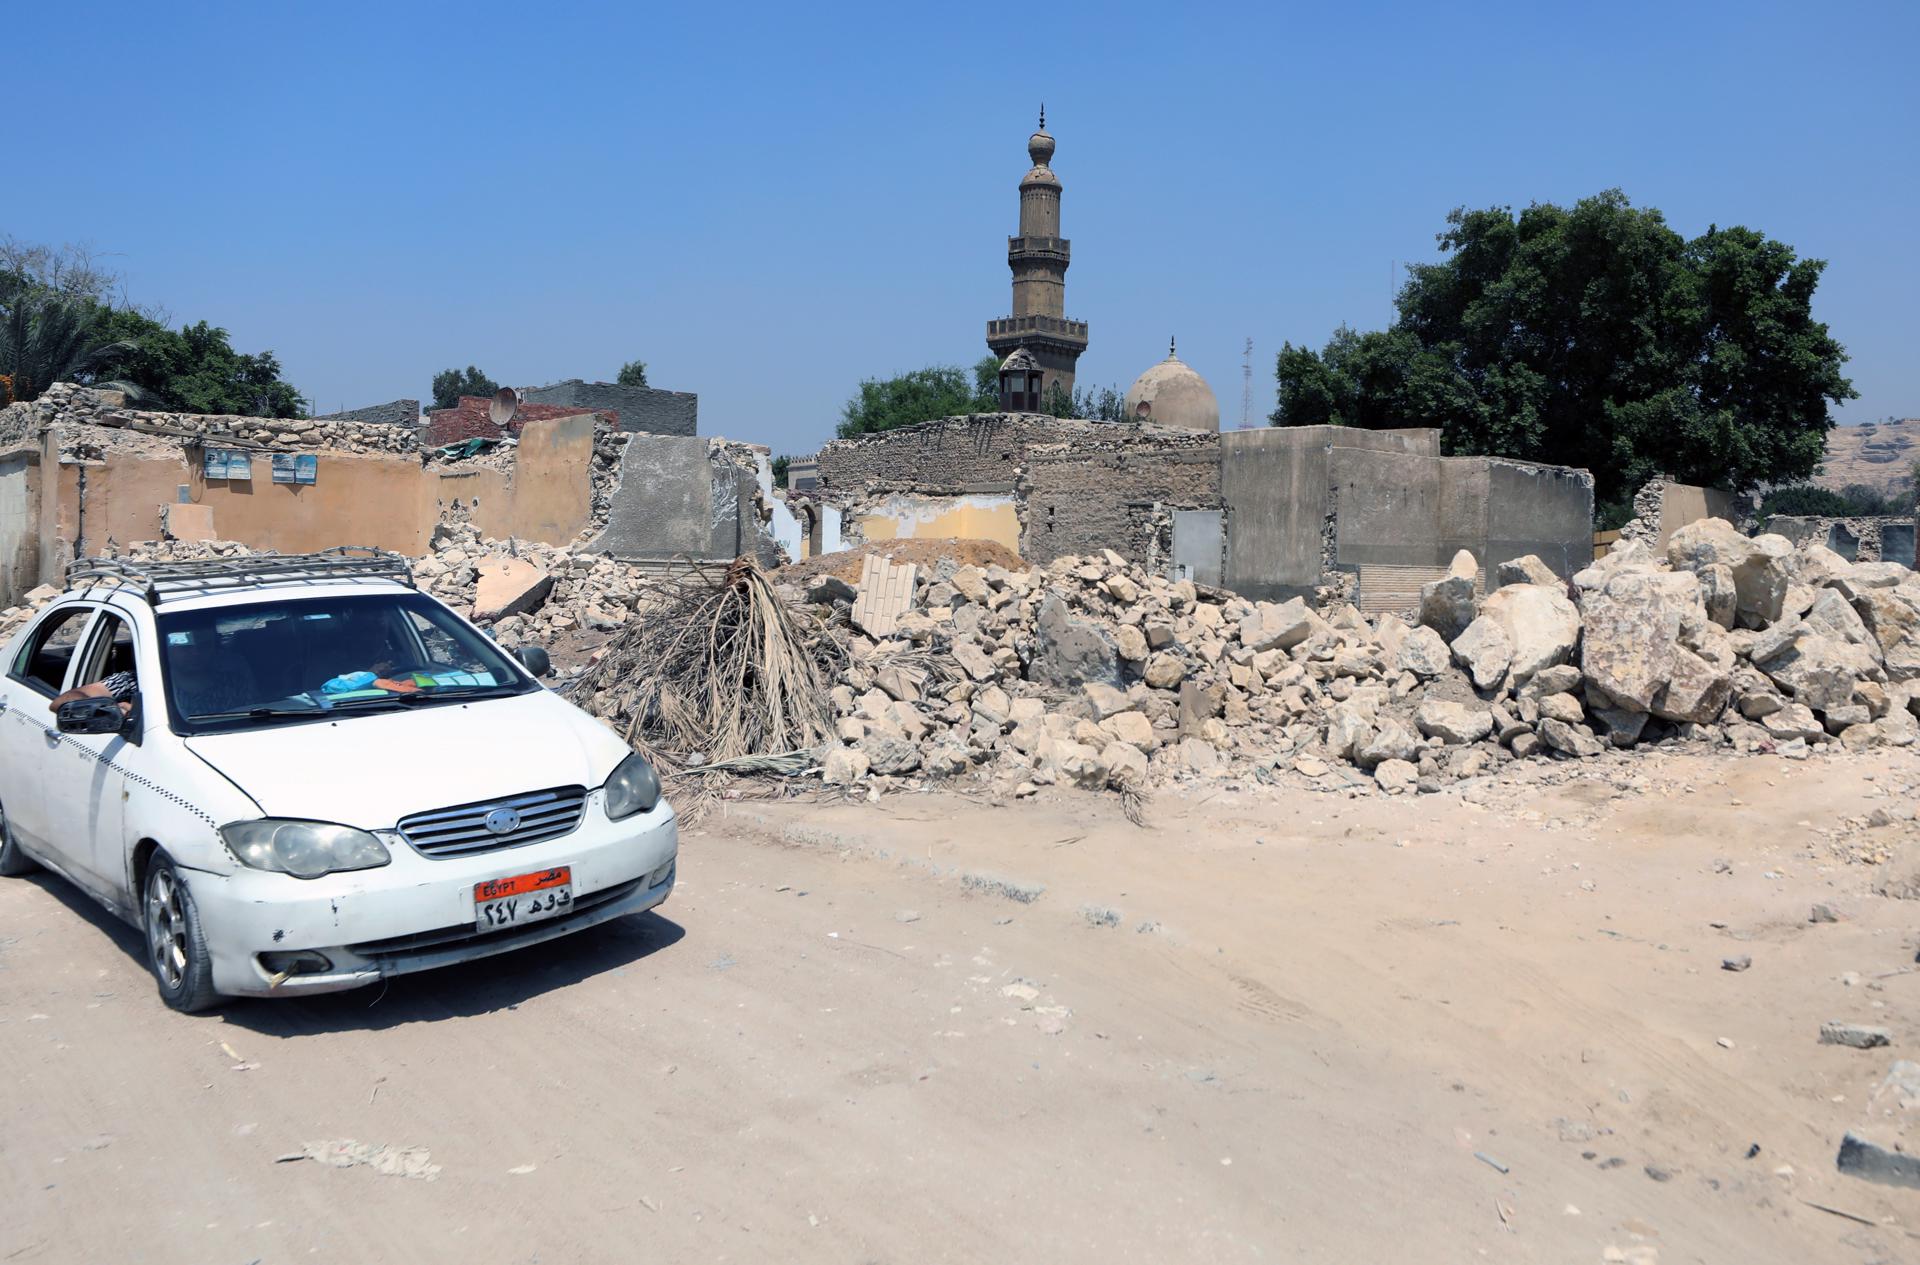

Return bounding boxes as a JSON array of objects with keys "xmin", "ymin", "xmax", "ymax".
[
  {"xmin": 43, "ymin": 607, "xmax": 136, "ymax": 903},
  {"xmin": 0, "ymin": 603, "xmax": 98, "ymax": 865}
]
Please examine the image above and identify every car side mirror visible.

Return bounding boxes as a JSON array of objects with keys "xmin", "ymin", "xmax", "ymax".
[
  {"xmin": 57, "ymin": 697, "xmax": 130, "ymax": 735},
  {"xmin": 512, "ymin": 645, "xmax": 552, "ymax": 678}
]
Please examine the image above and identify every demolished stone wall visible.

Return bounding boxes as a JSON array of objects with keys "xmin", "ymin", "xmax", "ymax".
[
  {"xmin": 815, "ymin": 413, "xmax": 1107, "ymax": 496},
  {"xmin": 1768, "ymin": 514, "xmax": 1918, "ymax": 568},
  {"xmin": 7, "ymin": 383, "xmax": 417, "ymax": 454},
  {"xmin": 1020, "ymin": 435, "xmax": 1220, "ymax": 567}
]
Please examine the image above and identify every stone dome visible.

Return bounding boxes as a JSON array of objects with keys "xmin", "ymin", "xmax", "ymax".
[{"xmin": 1123, "ymin": 340, "xmax": 1219, "ymax": 432}]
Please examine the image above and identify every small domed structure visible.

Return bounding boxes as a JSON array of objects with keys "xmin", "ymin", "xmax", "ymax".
[{"xmin": 1124, "ymin": 339, "xmax": 1219, "ymax": 432}]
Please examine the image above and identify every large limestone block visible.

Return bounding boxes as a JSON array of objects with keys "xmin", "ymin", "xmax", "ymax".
[
  {"xmin": 1578, "ymin": 570, "xmax": 1705, "ymax": 714},
  {"xmin": 473, "ymin": 557, "xmax": 553, "ymax": 621},
  {"xmin": 1355, "ymin": 720, "xmax": 1420, "ymax": 769},
  {"xmin": 1852, "ymin": 583, "xmax": 1920, "ymax": 681},
  {"xmin": 1755, "ymin": 630, "xmax": 1879, "ymax": 714},
  {"xmin": 1572, "ymin": 539, "xmax": 1657, "ymax": 592},
  {"xmin": 1238, "ymin": 598, "xmax": 1316, "ymax": 653},
  {"xmin": 1479, "ymin": 583, "xmax": 1580, "ymax": 685},
  {"xmin": 1418, "ymin": 549, "xmax": 1479, "ymax": 642},
  {"xmin": 1450, "ymin": 616, "xmax": 1512, "ymax": 692},
  {"xmin": 1655, "ymin": 645, "xmax": 1733, "ymax": 724},
  {"xmin": 1665, "ymin": 518, "xmax": 1793, "ymax": 628},
  {"xmin": 1028, "ymin": 596, "xmax": 1121, "ymax": 691}
]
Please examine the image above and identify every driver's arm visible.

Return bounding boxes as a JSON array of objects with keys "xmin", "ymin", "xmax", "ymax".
[{"xmin": 48, "ymin": 681, "xmax": 113, "ymax": 712}]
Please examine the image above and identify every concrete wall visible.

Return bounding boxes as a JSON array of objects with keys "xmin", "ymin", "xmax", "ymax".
[
  {"xmin": 0, "ymin": 451, "xmax": 38, "ymax": 605},
  {"xmin": 471, "ymin": 412, "xmax": 596, "ymax": 544},
  {"xmin": 1484, "ymin": 459, "xmax": 1596, "ymax": 579},
  {"xmin": 1655, "ymin": 482, "xmax": 1736, "ymax": 548},
  {"xmin": 586, "ymin": 434, "xmax": 765, "ymax": 560},
  {"xmin": 1022, "ymin": 444, "xmax": 1220, "ymax": 566},
  {"xmin": 1171, "ymin": 510, "xmax": 1224, "ymax": 585},
  {"xmin": 1218, "ymin": 429, "xmax": 1332, "ymax": 599},
  {"xmin": 521, "ymin": 379, "xmax": 697, "ymax": 437}
]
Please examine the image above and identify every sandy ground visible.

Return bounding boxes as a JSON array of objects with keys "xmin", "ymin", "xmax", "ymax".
[{"xmin": 3, "ymin": 750, "xmax": 1918, "ymax": 1263}]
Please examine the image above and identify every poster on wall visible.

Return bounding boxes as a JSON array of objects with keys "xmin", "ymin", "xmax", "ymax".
[
  {"xmin": 270, "ymin": 453, "xmax": 319, "ymax": 485},
  {"xmin": 203, "ymin": 448, "xmax": 252, "ymax": 480}
]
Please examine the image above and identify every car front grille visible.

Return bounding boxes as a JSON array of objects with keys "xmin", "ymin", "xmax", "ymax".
[{"xmin": 397, "ymin": 786, "xmax": 588, "ymax": 858}]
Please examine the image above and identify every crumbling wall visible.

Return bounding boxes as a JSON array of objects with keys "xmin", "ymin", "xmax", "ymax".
[
  {"xmin": 23, "ymin": 382, "xmax": 416, "ymax": 453},
  {"xmin": 317, "ymin": 399, "xmax": 420, "ymax": 429},
  {"xmin": 1767, "ymin": 513, "xmax": 1918, "ymax": 567},
  {"xmin": 0, "ymin": 450, "xmax": 38, "ymax": 605},
  {"xmin": 1021, "ymin": 437, "xmax": 1220, "ymax": 567},
  {"xmin": 520, "ymin": 379, "xmax": 698, "ymax": 437},
  {"xmin": 815, "ymin": 413, "xmax": 1105, "ymax": 496},
  {"xmin": 423, "ymin": 395, "xmax": 607, "ymax": 447},
  {"xmin": 1616, "ymin": 477, "xmax": 1741, "ymax": 550}
]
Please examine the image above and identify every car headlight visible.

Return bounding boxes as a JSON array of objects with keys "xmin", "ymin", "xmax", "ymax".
[
  {"xmin": 219, "ymin": 820, "xmax": 391, "ymax": 879},
  {"xmin": 604, "ymin": 753, "xmax": 662, "ymax": 820}
]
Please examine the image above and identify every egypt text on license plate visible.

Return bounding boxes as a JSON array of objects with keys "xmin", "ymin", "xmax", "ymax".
[{"xmin": 475, "ymin": 866, "xmax": 573, "ymax": 932}]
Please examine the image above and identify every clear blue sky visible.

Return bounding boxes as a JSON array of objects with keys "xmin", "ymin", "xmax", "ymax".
[{"xmin": 12, "ymin": 1, "xmax": 1917, "ymax": 453}]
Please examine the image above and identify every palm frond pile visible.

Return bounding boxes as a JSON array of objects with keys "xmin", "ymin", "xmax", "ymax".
[{"xmin": 565, "ymin": 557, "xmax": 840, "ymax": 776}]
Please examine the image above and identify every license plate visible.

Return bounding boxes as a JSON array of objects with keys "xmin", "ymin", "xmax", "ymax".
[{"xmin": 474, "ymin": 866, "xmax": 573, "ymax": 932}]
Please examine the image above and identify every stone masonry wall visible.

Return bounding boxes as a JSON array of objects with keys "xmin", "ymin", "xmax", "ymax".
[
  {"xmin": 1020, "ymin": 435, "xmax": 1221, "ymax": 567},
  {"xmin": 521, "ymin": 379, "xmax": 698, "ymax": 437},
  {"xmin": 1767, "ymin": 513, "xmax": 1918, "ymax": 566},
  {"xmin": 816, "ymin": 413, "xmax": 1111, "ymax": 498},
  {"xmin": 317, "ymin": 398, "xmax": 420, "ymax": 428},
  {"xmin": 1, "ymin": 383, "xmax": 416, "ymax": 454}
]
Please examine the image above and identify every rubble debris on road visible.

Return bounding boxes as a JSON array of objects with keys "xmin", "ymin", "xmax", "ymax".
[
  {"xmin": 1819, "ymin": 1021, "xmax": 1893, "ymax": 1049},
  {"xmin": 278, "ymin": 1139, "xmax": 441, "ymax": 1180},
  {"xmin": 1836, "ymin": 1060, "xmax": 1920, "ymax": 1189}
]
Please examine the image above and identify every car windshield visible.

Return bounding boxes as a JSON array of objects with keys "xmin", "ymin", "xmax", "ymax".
[{"xmin": 156, "ymin": 591, "xmax": 533, "ymax": 733}]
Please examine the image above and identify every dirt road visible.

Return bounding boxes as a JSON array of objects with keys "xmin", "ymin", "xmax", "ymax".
[{"xmin": 3, "ymin": 750, "xmax": 1917, "ymax": 1262}]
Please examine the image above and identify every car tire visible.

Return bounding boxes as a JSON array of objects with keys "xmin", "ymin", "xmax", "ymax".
[
  {"xmin": 143, "ymin": 852, "xmax": 222, "ymax": 1013},
  {"xmin": 0, "ymin": 799, "xmax": 38, "ymax": 876}
]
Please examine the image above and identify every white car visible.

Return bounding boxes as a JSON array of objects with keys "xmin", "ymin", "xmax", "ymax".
[{"xmin": 0, "ymin": 548, "xmax": 677, "ymax": 1012}]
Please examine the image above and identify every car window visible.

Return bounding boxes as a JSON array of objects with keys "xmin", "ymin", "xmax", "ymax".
[
  {"xmin": 10, "ymin": 606, "xmax": 94, "ymax": 694},
  {"xmin": 156, "ymin": 591, "xmax": 530, "ymax": 733},
  {"xmin": 76, "ymin": 612, "xmax": 138, "ymax": 693}
]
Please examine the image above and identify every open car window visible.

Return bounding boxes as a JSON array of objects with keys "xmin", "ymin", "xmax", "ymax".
[
  {"xmin": 76, "ymin": 611, "xmax": 137, "ymax": 691},
  {"xmin": 9, "ymin": 606, "xmax": 95, "ymax": 695}
]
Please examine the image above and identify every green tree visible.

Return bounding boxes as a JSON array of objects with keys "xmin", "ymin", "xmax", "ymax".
[
  {"xmin": 616, "ymin": 359, "xmax": 648, "ymax": 387},
  {"xmin": 972, "ymin": 354, "xmax": 1002, "ymax": 407},
  {"xmin": 1273, "ymin": 191, "xmax": 1855, "ymax": 509},
  {"xmin": 837, "ymin": 364, "xmax": 993, "ymax": 438},
  {"xmin": 770, "ymin": 454, "xmax": 791, "ymax": 489},
  {"xmin": 431, "ymin": 365, "xmax": 498, "ymax": 411},
  {"xmin": 1758, "ymin": 484, "xmax": 1853, "ymax": 518},
  {"xmin": 90, "ymin": 312, "xmax": 304, "ymax": 417}
]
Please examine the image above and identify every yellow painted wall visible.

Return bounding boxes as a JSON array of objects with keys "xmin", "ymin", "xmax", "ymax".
[{"xmin": 854, "ymin": 495, "xmax": 1020, "ymax": 552}]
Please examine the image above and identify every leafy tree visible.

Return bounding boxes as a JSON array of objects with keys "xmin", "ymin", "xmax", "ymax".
[
  {"xmin": 616, "ymin": 359, "xmax": 648, "ymax": 387},
  {"xmin": 1758, "ymin": 484, "xmax": 1854, "ymax": 518},
  {"xmin": 431, "ymin": 365, "xmax": 498, "ymax": 411},
  {"xmin": 972, "ymin": 355, "xmax": 1002, "ymax": 405},
  {"xmin": 1273, "ymin": 191, "xmax": 1855, "ymax": 508},
  {"xmin": 837, "ymin": 364, "xmax": 994, "ymax": 438},
  {"xmin": 770, "ymin": 454, "xmax": 791, "ymax": 489},
  {"xmin": 90, "ymin": 312, "xmax": 304, "ymax": 416}
]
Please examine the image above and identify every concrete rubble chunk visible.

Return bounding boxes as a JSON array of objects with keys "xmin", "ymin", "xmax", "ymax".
[
  {"xmin": 1114, "ymin": 624, "xmax": 1149, "ymax": 662},
  {"xmin": 1373, "ymin": 758, "xmax": 1418, "ymax": 794},
  {"xmin": 949, "ymin": 565, "xmax": 989, "ymax": 603},
  {"xmin": 1238, "ymin": 597, "xmax": 1316, "ymax": 653},
  {"xmin": 860, "ymin": 734, "xmax": 922, "ymax": 776},
  {"xmin": 1523, "ymin": 664, "xmax": 1582, "ymax": 698},
  {"xmin": 1099, "ymin": 710, "xmax": 1157, "ymax": 751},
  {"xmin": 1698, "ymin": 563, "xmax": 1738, "ymax": 629},
  {"xmin": 821, "ymin": 747, "xmax": 870, "ymax": 785},
  {"xmin": 1836, "ymin": 1061, "xmax": 1920, "ymax": 1190},
  {"xmin": 1450, "ymin": 616, "xmax": 1512, "ymax": 692},
  {"xmin": 1580, "ymin": 570, "xmax": 1705, "ymax": 715},
  {"xmin": 1396, "ymin": 625, "xmax": 1452, "ymax": 679},
  {"xmin": 1821, "ymin": 1021, "xmax": 1892, "ymax": 1050},
  {"xmin": 1755, "ymin": 630, "xmax": 1877, "ymax": 715},
  {"xmin": 1028, "ymin": 596, "xmax": 1122, "ymax": 692},
  {"xmin": 1496, "ymin": 554, "xmax": 1561, "ymax": 588},
  {"xmin": 1539, "ymin": 717, "xmax": 1604, "ymax": 758},
  {"xmin": 1418, "ymin": 550, "xmax": 1479, "ymax": 642},
  {"xmin": 1415, "ymin": 700, "xmax": 1493, "ymax": 745},
  {"xmin": 472, "ymin": 557, "xmax": 553, "ymax": 622},
  {"xmin": 1355, "ymin": 720, "xmax": 1420, "ymax": 769},
  {"xmin": 1081, "ymin": 682, "xmax": 1131, "ymax": 720},
  {"xmin": 1143, "ymin": 652, "xmax": 1186, "ymax": 690}
]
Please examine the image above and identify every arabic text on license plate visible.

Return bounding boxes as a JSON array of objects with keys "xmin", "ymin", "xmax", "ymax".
[{"xmin": 475, "ymin": 866, "xmax": 573, "ymax": 932}]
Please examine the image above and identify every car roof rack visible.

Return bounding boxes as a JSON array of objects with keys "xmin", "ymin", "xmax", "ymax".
[{"xmin": 65, "ymin": 546, "xmax": 417, "ymax": 606}]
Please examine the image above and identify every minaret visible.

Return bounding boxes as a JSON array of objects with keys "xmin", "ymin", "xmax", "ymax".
[{"xmin": 987, "ymin": 107, "xmax": 1088, "ymax": 408}]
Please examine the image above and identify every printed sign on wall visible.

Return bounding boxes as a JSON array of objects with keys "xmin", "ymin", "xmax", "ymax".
[{"xmin": 202, "ymin": 448, "xmax": 252, "ymax": 480}]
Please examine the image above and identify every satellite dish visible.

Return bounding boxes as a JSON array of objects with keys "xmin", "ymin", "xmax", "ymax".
[{"xmin": 488, "ymin": 387, "xmax": 522, "ymax": 428}]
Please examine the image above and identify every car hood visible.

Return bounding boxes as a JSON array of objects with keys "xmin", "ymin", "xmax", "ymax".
[{"xmin": 182, "ymin": 690, "xmax": 632, "ymax": 828}]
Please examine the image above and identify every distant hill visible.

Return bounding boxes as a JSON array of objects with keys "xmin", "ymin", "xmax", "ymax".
[{"xmin": 1816, "ymin": 418, "xmax": 1920, "ymax": 498}]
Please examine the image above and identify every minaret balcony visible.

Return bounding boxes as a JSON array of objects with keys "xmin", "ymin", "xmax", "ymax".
[
  {"xmin": 986, "ymin": 314, "xmax": 1089, "ymax": 345},
  {"xmin": 1006, "ymin": 235, "xmax": 1072, "ymax": 264}
]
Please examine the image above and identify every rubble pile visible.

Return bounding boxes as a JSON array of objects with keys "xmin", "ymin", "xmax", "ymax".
[{"xmin": 794, "ymin": 518, "xmax": 1920, "ymax": 797}]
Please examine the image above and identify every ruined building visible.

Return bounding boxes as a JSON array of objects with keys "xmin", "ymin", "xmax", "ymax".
[{"xmin": 986, "ymin": 110, "xmax": 1088, "ymax": 407}]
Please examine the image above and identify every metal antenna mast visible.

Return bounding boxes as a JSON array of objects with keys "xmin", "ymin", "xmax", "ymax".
[{"xmin": 1240, "ymin": 337, "xmax": 1253, "ymax": 429}]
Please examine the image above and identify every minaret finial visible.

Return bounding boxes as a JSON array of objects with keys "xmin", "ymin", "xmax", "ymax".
[
  {"xmin": 1039, "ymin": 103, "xmax": 1045, "ymax": 130},
  {"xmin": 1169, "ymin": 335, "xmax": 1177, "ymax": 358}
]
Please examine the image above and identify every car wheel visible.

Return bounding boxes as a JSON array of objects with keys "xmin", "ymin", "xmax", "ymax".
[
  {"xmin": 143, "ymin": 853, "xmax": 222, "ymax": 1013},
  {"xmin": 0, "ymin": 799, "xmax": 38, "ymax": 877}
]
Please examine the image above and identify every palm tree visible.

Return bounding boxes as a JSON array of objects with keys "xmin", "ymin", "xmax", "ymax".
[{"xmin": 0, "ymin": 289, "xmax": 143, "ymax": 403}]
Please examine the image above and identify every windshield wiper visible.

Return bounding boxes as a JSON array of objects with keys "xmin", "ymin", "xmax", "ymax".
[
  {"xmin": 412, "ymin": 684, "xmax": 520, "ymax": 700},
  {"xmin": 191, "ymin": 704, "xmax": 328, "ymax": 722}
]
